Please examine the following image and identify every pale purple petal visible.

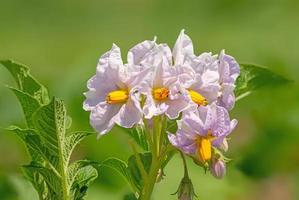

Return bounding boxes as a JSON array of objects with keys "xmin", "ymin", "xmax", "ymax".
[
  {"xmin": 90, "ymin": 102, "xmax": 122, "ymax": 136},
  {"xmin": 168, "ymin": 130, "xmax": 197, "ymax": 154},
  {"xmin": 219, "ymin": 50, "xmax": 240, "ymax": 83},
  {"xmin": 83, "ymin": 45, "xmax": 124, "ymax": 111},
  {"xmin": 181, "ymin": 111, "xmax": 206, "ymax": 136},
  {"xmin": 113, "ymin": 99, "xmax": 142, "ymax": 128},
  {"xmin": 127, "ymin": 38, "xmax": 157, "ymax": 66},
  {"xmin": 165, "ymin": 98, "xmax": 189, "ymax": 119},
  {"xmin": 218, "ymin": 83, "xmax": 236, "ymax": 110},
  {"xmin": 211, "ymin": 105, "xmax": 231, "ymax": 137},
  {"xmin": 143, "ymin": 90, "xmax": 168, "ymax": 119},
  {"xmin": 173, "ymin": 29, "xmax": 194, "ymax": 65}
]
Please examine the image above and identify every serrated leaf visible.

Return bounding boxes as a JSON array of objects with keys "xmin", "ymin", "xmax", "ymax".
[
  {"xmin": 23, "ymin": 163, "xmax": 62, "ymax": 199},
  {"xmin": 8, "ymin": 87, "xmax": 41, "ymax": 128},
  {"xmin": 68, "ymin": 161, "xmax": 98, "ymax": 200},
  {"xmin": 67, "ymin": 160, "xmax": 97, "ymax": 186},
  {"xmin": 123, "ymin": 126, "xmax": 149, "ymax": 151},
  {"xmin": 33, "ymin": 98, "xmax": 66, "ymax": 160},
  {"xmin": 22, "ymin": 164, "xmax": 48, "ymax": 200},
  {"xmin": 7, "ymin": 126, "xmax": 59, "ymax": 170},
  {"xmin": 235, "ymin": 63, "xmax": 290, "ymax": 100},
  {"xmin": 0, "ymin": 59, "xmax": 49, "ymax": 104},
  {"xmin": 65, "ymin": 132, "xmax": 92, "ymax": 166},
  {"xmin": 127, "ymin": 153, "xmax": 152, "ymax": 191},
  {"xmin": 100, "ymin": 158, "xmax": 137, "ymax": 191}
]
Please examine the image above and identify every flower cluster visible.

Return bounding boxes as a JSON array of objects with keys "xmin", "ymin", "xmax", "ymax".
[{"xmin": 84, "ymin": 30, "xmax": 239, "ymax": 179}]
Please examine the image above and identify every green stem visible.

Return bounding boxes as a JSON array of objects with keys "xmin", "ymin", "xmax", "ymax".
[
  {"xmin": 179, "ymin": 151, "xmax": 189, "ymax": 177},
  {"xmin": 139, "ymin": 145, "xmax": 172, "ymax": 200},
  {"xmin": 130, "ymin": 141, "xmax": 148, "ymax": 183}
]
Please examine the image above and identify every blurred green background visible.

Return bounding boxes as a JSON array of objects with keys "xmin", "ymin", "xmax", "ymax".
[{"xmin": 0, "ymin": 0, "xmax": 299, "ymax": 199}]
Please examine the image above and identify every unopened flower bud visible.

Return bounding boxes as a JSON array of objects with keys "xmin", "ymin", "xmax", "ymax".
[
  {"xmin": 210, "ymin": 159, "xmax": 226, "ymax": 179},
  {"xmin": 173, "ymin": 176, "xmax": 197, "ymax": 200}
]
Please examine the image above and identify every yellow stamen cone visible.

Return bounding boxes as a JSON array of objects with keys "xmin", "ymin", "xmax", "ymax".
[
  {"xmin": 188, "ymin": 89, "xmax": 208, "ymax": 106},
  {"xmin": 106, "ymin": 90, "xmax": 128, "ymax": 104},
  {"xmin": 153, "ymin": 87, "xmax": 169, "ymax": 101},
  {"xmin": 197, "ymin": 137, "xmax": 212, "ymax": 163}
]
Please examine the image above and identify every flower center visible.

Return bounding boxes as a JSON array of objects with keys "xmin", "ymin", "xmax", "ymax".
[
  {"xmin": 196, "ymin": 131, "xmax": 215, "ymax": 163},
  {"xmin": 106, "ymin": 90, "xmax": 129, "ymax": 104},
  {"xmin": 188, "ymin": 89, "xmax": 208, "ymax": 106},
  {"xmin": 153, "ymin": 87, "xmax": 169, "ymax": 101}
]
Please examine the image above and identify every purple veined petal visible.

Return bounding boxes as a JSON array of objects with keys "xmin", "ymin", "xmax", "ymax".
[
  {"xmin": 142, "ymin": 91, "xmax": 157, "ymax": 119},
  {"xmin": 113, "ymin": 98, "xmax": 143, "ymax": 129},
  {"xmin": 96, "ymin": 44, "xmax": 123, "ymax": 76},
  {"xmin": 165, "ymin": 97, "xmax": 190, "ymax": 119},
  {"xmin": 219, "ymin": 50, "xmax": 240, "ymax": 82},
  {"xmin": 191, "ymin": 82, "xmax": 220, "ymax": 104},
  {"xmin": 83, "ymin": 73, "xmax": 119, "ymax": 111},
  {"xmin": 153, "ymin": 53, "xmax": 176, "ymax": 88},
  {"xmin": 199, "ymin": 104, "xmax": 216, "ymax": 133},
  {"xmin": 212, "ymin": 135, "xmax": 225, "ymax": 148},
  {"xmin": 159, "ymin": 43, "xmax": 173, "ymax": 66},
  {"xmin": 124, "ymin": 65, "xmax": 153, "ymax": 89},
  {"xmin": 198, "ymin": 52, "xmax": 218, "ymax": 66},
  {"xmin": 127, "ymin": 38, "xmax": 157, "ymax": 66},
  {"xmin": 168, "ymin": 131, "xmax": 197, "ymax": 154},
  {"xmin": 218, "ymin": 83, "xmax": 236, "ymax": 110},
  {"xmin": 173, "ymin": 29, "xmax": 194, "ymax": 65},
  {"xmin": 181, "ymin": 111, "xmax": 206, "ymax": 136},
  {"xmin": 201, "ymin": 64, "xmax": 220, "ymax": 85},
  {"xmin": 143, "ymin": 91, "xmax": 168, "ymax": 119},
  {"xmin": 90, "ymin": 102, "xmax": 122, "ymax": 137},
  {"xmin": 95, "ymin": 44, "xmax": 127, "ymax": 90},
  {"xmin": 211, "ymin": 105, "xmax": 231, "ymax": 137}
]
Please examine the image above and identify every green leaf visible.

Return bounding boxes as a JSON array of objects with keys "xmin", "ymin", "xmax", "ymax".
[
  {"xmin": 68, "ymin": 161, "xmax": 98, "ymax": 200},
  {"xmin": 100, "ymin": 158, "xmax": 137, "ymax": 191},
  {"xmin": 8, "ymin": 87, "xmax": 41, "ymax": 128},
  {"xmin": 3, "ymin": 61, "xmax": 97, "ymax": 200},
  {"xmin": 124, "ymin": 126, "xmax": 149, "ymax": 151},
  {"xmin": 123, "ymin": 193, "xmax": 138, "ymax": 200},
  {"xmin": 235, "ymin": 63, "xmax": 290, "ymax": 101},
  {"xmin": 127, "ymin": 153, "xmax": 152, "ymax": 191},
  {"xmin": 65, "ymin": 132, "xmax": 92, "ymax": 166},
  {"xmin": 23, "ymin": 163, "xmax": 62, "ymax": 199},
  {"xmin": 22, "ymin": 164, "xmax": 48, "ymax": 200},
  {"xmin": 33, "ymin": 98, "xmax": 66, "ymax": 160},
  {"xmin": 0, "ymin": 59, "xmax": 49, "ymax": 104},
  {"xmin": 7, "ymin": 126, "xmax": 59, "ymax": 168}
]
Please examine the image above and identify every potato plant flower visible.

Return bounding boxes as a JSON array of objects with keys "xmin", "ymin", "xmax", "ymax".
[
  {"xmin": 2, "ymin": 29, "xmax": 288, "ymax": 200},
  {"xmin": 83, "ymin": 30, "xmax": 241, "ymax": 199}
]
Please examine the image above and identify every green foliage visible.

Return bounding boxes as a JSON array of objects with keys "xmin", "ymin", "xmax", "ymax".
[
  {"xmin": 235, "ymin": 63, "xmax": 290, "ymax": 100},
  {"xmin": 1, "ymin": 60, "xmax": 96, "ymax": 200},
  {"xmin": 124, "ymin": 126, "xmax": 149, "ymax": 151},
  {"xmin": 127, "ymin": 153, "xmax": 152, "ymax": 192},
  {"xmin": 99, "ymin": 153, "xmax": 153, "ymax": 196}
]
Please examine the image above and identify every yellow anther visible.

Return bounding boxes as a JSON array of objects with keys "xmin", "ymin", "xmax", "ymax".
[
  {"xmin": 196, "ymin": 131, "xmax": 215, "ymax": 163},
  {"xmin": 153, "ymin": 87, "xmax": 169, "ymax": 101},
  {"xmin": 188, "ymin": 89, "xmax": 208, "ymax": 106},
  {"xmin": 106, "ymin": 90, "xmax": 128, "ymax": 104}
]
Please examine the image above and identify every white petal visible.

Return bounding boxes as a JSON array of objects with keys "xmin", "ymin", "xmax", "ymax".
[
  {"xmin": 173, "ymin": 29, "xmax": 194, "ymax": 65},
  {"xmin": 165, "ymin": 99, "xmax": 188, "ymax": 119},
  {"xmin": 83, "ymin": 75, "xmax": 118, "ymax": 111},
  {"xmin": 127, "ymin": 38, "xmax": 157, "ymax": 66},
  {"xmin": 143, "ymin": 91, "xmax": 168, "ymax": 119},
  {"xmin": 90, "ymin": 102, "xmax": 121, "ymax": 136},
  {"xmin": 113, "ymin": 100, "xmax": 142, "ymax": 128}
]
